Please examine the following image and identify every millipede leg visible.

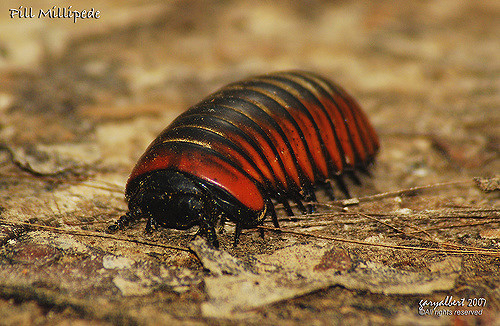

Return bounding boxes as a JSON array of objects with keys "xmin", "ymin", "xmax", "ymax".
[
  {"xmin": 304, "ymin": 187, "xmax": 317, "ymax": 202},
  {"xmin": 145, "ymin": 216, "xmax": 154, "ymax": 233},
  {"xmin": 268, "ymin": 203, "xmax": 280, "ymax": 228},
  {"xmin": 217, "ymin": 214, "xmax": 227, "ymax": 234},
  {"xmin": 347, "ymin": 171, "xmax": 361, "ymax": 185},
  {"xmin": 196, "ymin": 216, "xmax": 220, "ymax": 248},
  {"xmin": 323, "ymin": 181, "xmax": 336, "ymax": 201},
  {"xmin": 205, "ymin": 225, "xmax": 219, "ymax": 248},
  {"xmin": 282, "ymin": 200, "xmax": 294, "ymax": 216},
  {"xmin": 334, "ymin": 176, "xmax": 351, "ymax": 198},
  {"xmin": 233, "ymin": 223, "xmax": 243, "ymax": 247},
  {"xmin": 294, "ymin": 198, "xmax": 307, "ymax": 215},
  {"xmin": 357, "ymin": 165, "xmax": 371, "ymax": 176},
  {"xmin": 107, "ymin": 211, "xmax": 141, "ymax": 233},
  {"xmin": 302, "ymin": 187, "xmax": 316, "ymax": 214},
  {"xmin": 286, "ymin": 192, "xmax": 307, "ymax": 215}
]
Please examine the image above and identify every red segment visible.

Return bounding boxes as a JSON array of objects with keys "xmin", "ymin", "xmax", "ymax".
[
  {"xmin": 257, "ymin": 79, "xmax": 331, "ymax": 179},
  {"xmin": 301, "ymin": 98, "xmax": 344, "ymax": 173},
  {"xmin": 270, "ymin": 110, "xmax": 316, "ymax": 183},
  {"xmin": 329, "ymin": 89, "xmax": 368, "ymax": 162},
  {"xmin": 263, "ymin": 123, "xmax": 303, "ymax": 188},
  {"xmin": 250, "ymin": 87, "xmax": 318, "ymax": 184},
  {"xmin": 271, "ymin": 73, "xmax": 345, "ymax": 174},
  {"xmin": 302, "ymin": 72, "xmax": 379, "ymax": 166},
  {"xmin": 206, "ymin": 136, "xmax": 266, "ymax": 186},
  {"xmin": 212, "ymin": 125, "xmax": 282, "ymax": 191},
  {"xmin": 343, "ymin": 95, "xmax": 380, "ymax": 157},
  {"xmin": 305, "ymin": 83, "xmax": 357, "ymax": 168},
  {"xmin": 290, "ymin": 109, "xmax": 328, "ymax": 179},
  {"xmin": 128, "ymin": 143, "xmax": 265, "ymax": 212},
  {"xmin": 220, "ymin": 104, "xmax": 301, "ymax": 189},
  {"xmin": 310, "ymin": 93, "xmax": 356, "ymax": 168}
]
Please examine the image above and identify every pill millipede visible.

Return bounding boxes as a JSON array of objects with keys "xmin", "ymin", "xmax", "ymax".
[{"xmin": 108, "ymin": 71, "xmax": 380, "ymax": 247}]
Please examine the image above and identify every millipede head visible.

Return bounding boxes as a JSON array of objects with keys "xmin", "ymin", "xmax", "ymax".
[
  {"xmin": 122, "ymin": 169, "xmax": 265, "ymax": 247},
  {"xmin": 125, "ymin": 170, "xmax": 218, "ymax": 239}
]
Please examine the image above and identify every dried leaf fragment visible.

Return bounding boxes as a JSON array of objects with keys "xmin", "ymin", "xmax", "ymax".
[{"xmin": 474, "ymin": 176, "xmax": 500, "ymax": 192}]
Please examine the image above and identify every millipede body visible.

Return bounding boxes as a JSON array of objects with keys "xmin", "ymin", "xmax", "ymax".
[{"xmin": 109, "ymin": 71, "xmax": 380, "ymax": 247}]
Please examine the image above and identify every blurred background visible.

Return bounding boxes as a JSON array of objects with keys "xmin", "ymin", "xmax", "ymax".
[
  {"xmin": 0, "ymin": 0, "xmax": 497, "ymax": 183},
  {"xmin": 0, "ymin": 0, "xmax": 498, "ymax": 324}
]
